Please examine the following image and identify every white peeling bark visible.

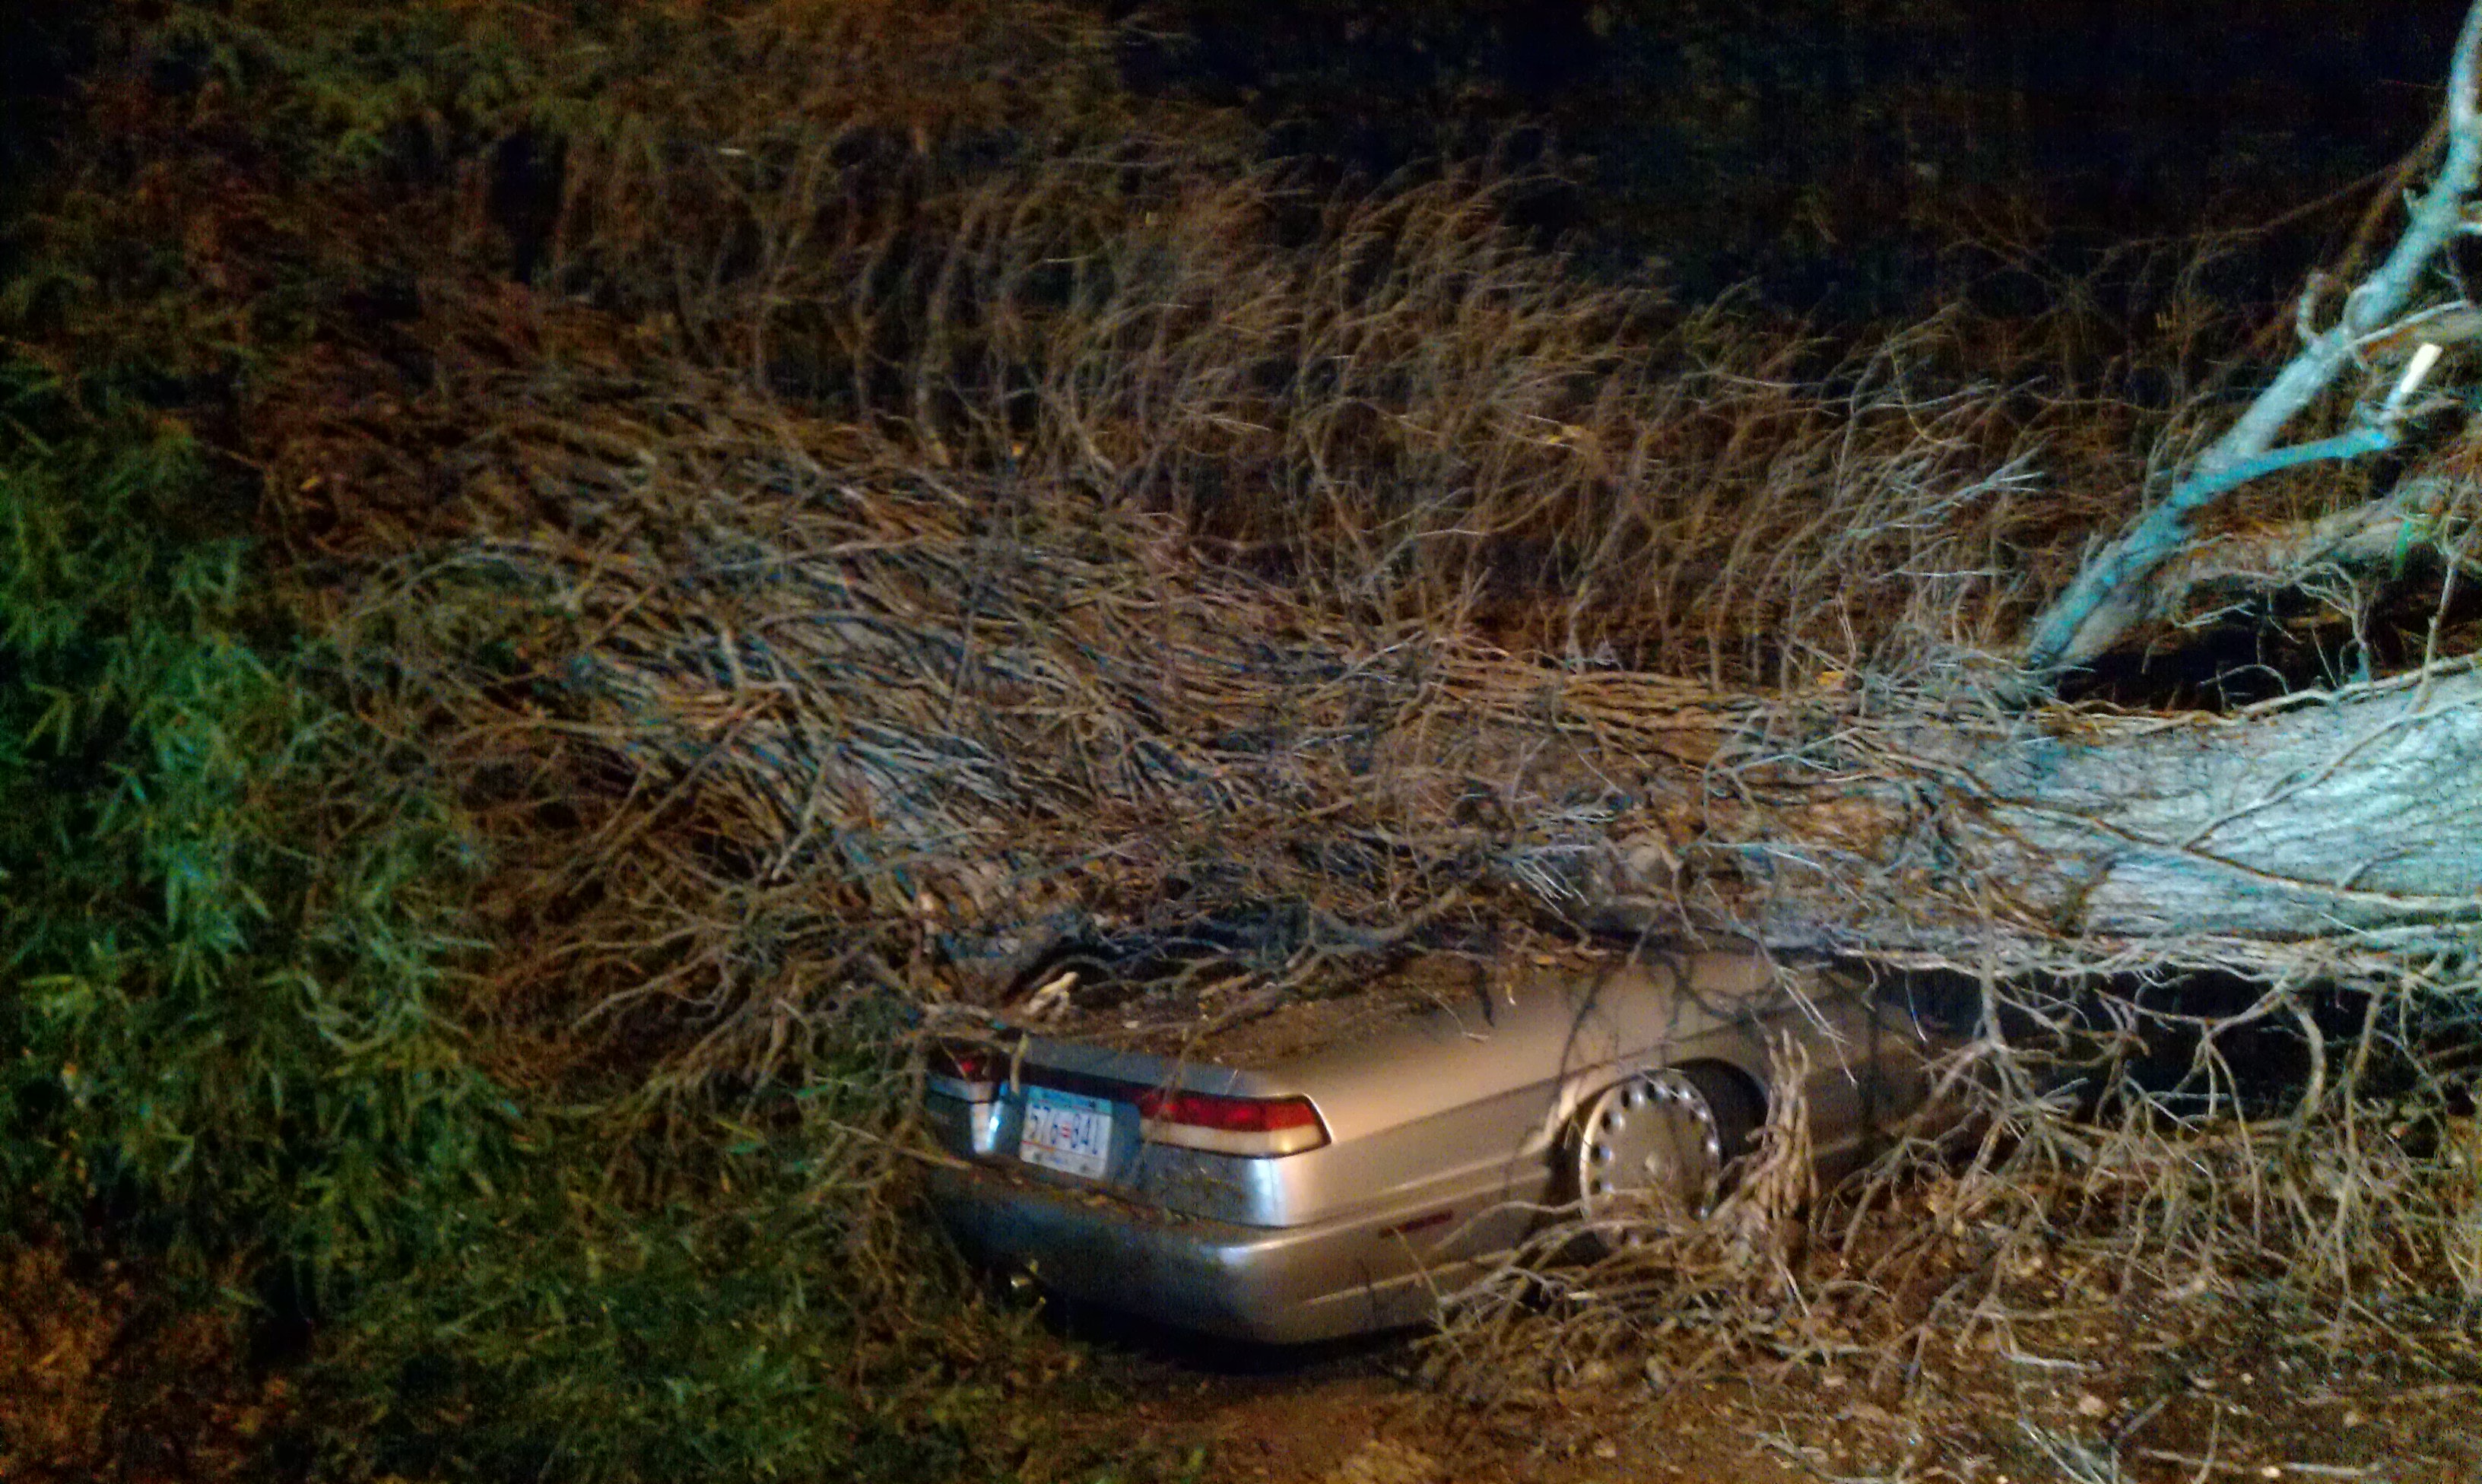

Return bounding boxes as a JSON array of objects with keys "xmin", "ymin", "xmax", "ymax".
[
  {"xmin": 1560, "ymin": 666, "xmax": 2482, "ymax": 966},
  {"xmin": 1928, "ymin": 667, "xmax": 2482, "ymax": 940}
]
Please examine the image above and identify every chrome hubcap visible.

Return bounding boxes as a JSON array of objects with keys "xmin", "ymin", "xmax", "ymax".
[{"xmin": 1573, "ymin": 1069, "xmax": 1724, "ymax": 1237}]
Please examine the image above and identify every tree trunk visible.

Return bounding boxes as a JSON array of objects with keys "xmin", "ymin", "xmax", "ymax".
[{"xmin": 1573, "ymin": 666, "xmax": 2482, "ymax": 972}]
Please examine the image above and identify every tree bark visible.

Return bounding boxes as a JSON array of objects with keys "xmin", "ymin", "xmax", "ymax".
[
  {"xmin": 1907, "ymin": 669, "xmax": 2482, "ymax": 940},
  {"xmin": 1572, "ymin": 666, "xmax": 2482, "ymax": 971}
]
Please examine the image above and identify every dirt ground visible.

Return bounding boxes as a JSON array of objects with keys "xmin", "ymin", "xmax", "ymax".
[
  {"xmin": 9, "ymin": 1236, "xmax": 2477, "ymax": 1483},
  {"xmin": 1060, "ymin": 1322, "xmax": 1811, "ymax": 1484},
  {"xmin": 1049, "ymin": 1307, "xmax": 2482, "ymax": 1484}
]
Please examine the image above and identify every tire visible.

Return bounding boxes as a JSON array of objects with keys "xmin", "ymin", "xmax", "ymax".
[{"xmin": 1568, "ymin": 1062, "xmax": 1761, "ymax": 1253}]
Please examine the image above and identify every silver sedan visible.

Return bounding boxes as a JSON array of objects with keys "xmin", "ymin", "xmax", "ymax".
[{"xmin": 922, "ymin": 950, "xmax": 1957, "ymax": 1343}]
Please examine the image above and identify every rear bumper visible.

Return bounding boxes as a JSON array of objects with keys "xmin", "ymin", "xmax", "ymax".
[{"xmin": 923, "ymin": 1161, "xmax": 1445, "ymax": 1344}]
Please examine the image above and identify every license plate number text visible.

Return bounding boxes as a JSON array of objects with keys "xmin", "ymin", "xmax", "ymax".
[{"xmin": 1017, "ymin": 1087, "xmax": 1113, "ymax": 1179}]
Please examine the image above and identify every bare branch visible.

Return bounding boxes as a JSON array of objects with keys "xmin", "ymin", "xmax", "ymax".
[{"xmin": 2021, "ymin": 0, "xmax": 2482, "ymax": 672}]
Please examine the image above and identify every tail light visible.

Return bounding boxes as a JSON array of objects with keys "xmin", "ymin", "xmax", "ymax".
[
  {"xmin": 1135, "ymin": 1088, "xmax": 1329, "ymax": 1157},
  {"xmin": 927, "ymin": 1045, "xmax": 1000, "ymax": 1103}
]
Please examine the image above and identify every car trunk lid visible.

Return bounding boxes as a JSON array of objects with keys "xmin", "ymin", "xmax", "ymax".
[{"xmin": 927, "ymin": 1035, "xmax": 1331, "ymax": 1224}]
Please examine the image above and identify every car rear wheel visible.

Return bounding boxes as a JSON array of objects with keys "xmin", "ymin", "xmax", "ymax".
[{"xmin": 1570, "ymin": 1064, "xmax": 1759, "ymax": 1250}]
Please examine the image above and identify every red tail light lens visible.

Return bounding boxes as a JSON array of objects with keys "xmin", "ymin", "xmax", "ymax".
[
  {"xmin": 927, "ymin": 1045, "xmax": 1000, "ymax": 1102},
  {"xmin": 1135, "ymin": 1089, "xmax": 1329, "ymax": 1157}
]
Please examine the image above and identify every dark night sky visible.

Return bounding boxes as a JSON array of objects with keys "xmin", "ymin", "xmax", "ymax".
[
  {"xmin": 5, "ymin": 1, "xmax": 2472, "ymax": 314},
  {"xmin": 1112, "ymin": 1, "xmax": 2477, "ymax": 309}
]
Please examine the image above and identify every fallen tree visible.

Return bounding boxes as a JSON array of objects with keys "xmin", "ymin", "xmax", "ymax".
[
  {"xmin": 258, "ymin": 3, "xmax": 2482, "ymax": 1054},
  {"xmin": 313, "ymin": 277, "xmax": 2482, "ymax": 1064},
  {"xmin": 20, "ymin": 0, "xmax": 2480, "ymax": 1470}
]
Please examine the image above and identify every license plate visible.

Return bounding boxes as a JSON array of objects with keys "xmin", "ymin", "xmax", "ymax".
[{"xmin": 1017, "ymin": 1086, "xmax": 1113, "ymax": 1179}]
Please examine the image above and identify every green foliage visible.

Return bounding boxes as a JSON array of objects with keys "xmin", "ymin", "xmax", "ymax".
[
  {"xmin": 0, "ymin": 361, "xmax": 505, "ymax": 1286},
  {"xmin": 322, "ymin": 1102, "xmax": 993, "ymax": 1483},
  {"xmin": 0, "ymin": 363, "xmax": 1017, "ymax": 1478}
]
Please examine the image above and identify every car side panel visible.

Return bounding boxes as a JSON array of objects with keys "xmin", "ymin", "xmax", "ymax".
[{"xmin": 1280, "ymin": 956, "xmax": 1781, "ymax": 1149}]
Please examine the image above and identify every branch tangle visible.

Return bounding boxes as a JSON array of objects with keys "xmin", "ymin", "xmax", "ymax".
[{"xmin": 2020, "ymin": 1, "xmax": 2482, "ymax": 671}]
